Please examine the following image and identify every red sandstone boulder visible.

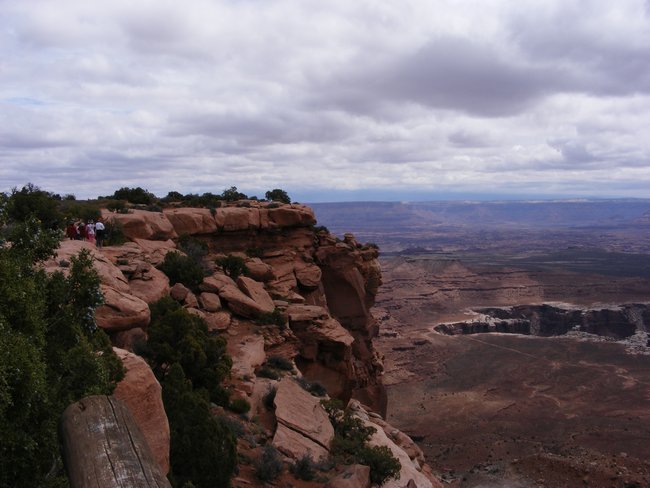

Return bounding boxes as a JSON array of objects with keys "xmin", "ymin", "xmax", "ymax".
[
  {"xmin": 237, "ymin": 276, "xmax": 275, "ymax": 313},
  {"xmin": 96, "ymin": 285, "xmax": 151, "ymax": 332},
  {"xmin": 215, "ymin": 207, "xmax": 253, "ymax": 231},
  {"xmin": 170, "ymin": 283, "xmax": 190, "ymax": 301},
  {"xmin": 128, "ymin": 265, "xmax": 169, "ymax": 304},
  {"xmin": 200, "ymin": 273, "xmax": 237, "ymax": 293},
  {"xmin": 44, "ymin": 240, "xmax": 130, "ymax": 293},
  {"xmin": 203, "ymin": 310, "xmax": 231, "ymax": 331},
  {"xmin": 101, "ymin": 210, "xmax": 177, "ymax": 241},
  {"xmin": 113, "ymin": 348, "xmax": 170, "ymax": 474},
  {"xmin": 295, "ymin": 261, "xmax": 322, "ymax": 289},
  {"xmin": 163, "ymin": 207, "xmax": 218, "ymax": 235},
  {"xmin": 272, "ymin": 378, "xmax": 334, "ymax": 460},
  {"xmin": 199, "ymin": 292, "xmax": 222, "ymax": 312},
  {"xmin": 132, "ymin": 238, "xmax": 176, "ymax": 266},
  {"xmin": 267, "ymin": 205, "xmax": 316, "ymax": 227},
  {"xmin": 245, "ymin": 258, "xmax": 275, "ymax": 282}
]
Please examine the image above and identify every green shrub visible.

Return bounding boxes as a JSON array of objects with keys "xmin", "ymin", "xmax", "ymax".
[
  {"xmin": 146, "ymin": 296, "xmax": 232, "ymax": 406},
  {"xmin": 228, "ymin": 397, "xmax": 251, "ymax": 414},
  {"xmin": 6, "ymin": 183, "xmax": 63, "ymax": 230},
  {"xmin": 103, "ymin": 219, "xmax": 127, "ymax": 246},
  {"xmin": 323, "ymin": 401, "xmax": 401, "ymax": 486},
  {"xmin": 255, "ymin": 308, "xmax": 286, "ymax": 328},
  {"xmin": 221, "ymin": 186, "xmax": 247, "ymax": 202},
  {"xmin": 216, "ymin": 255, "xmax": 248, "ymax": 280},
  {"xmin": 298, "ymin": 377, "xmax": 327, "ymax": 397},
  {"xmin": 159, "ymin": 251, "xmax": 205, "ymax": 289},
  {"xmin": 178, "ymin": 235, "xmax": 209, "ymax": 262},
  {"xmin": 265, "ymin": 189, "xmax": 291, "ymax": 204},
  {"xmin": 313, "ymin": 225, "xmax": 329, "ymax": 234},
  {"xmin": 290, "ymin": 454, "xmax": 316, "ymax": 481},
  {"xmin": 262, "ymin": 386, "xmax": 277, "ymax": 410},
  {"xmin": 0, "ymin": 223, "xmax": 123, "ymax": 488},
  {"xmin": 266, "ymin": 355, "xmax": 293, "ymax": 371},
  {"xmin": 255, "ymin": 445, "xmax": 283, "ymax": 482},
  {"xmin": 111, "ymin": 186, "xmax": 156, "ymax": 205},
  {"xmin": 163, "ymin": 365, "xmax": 237, "ymax": 488},
  {"xmin": 245, "ymin": 247, "xmax": 264, "ymax": 258},
  {"xmin": 256, "ymin": 366, "xmax": 281, "ymax": 380}
]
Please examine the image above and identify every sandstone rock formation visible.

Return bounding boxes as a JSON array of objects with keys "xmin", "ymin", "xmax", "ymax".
[
  {"xmin": 272, "ymin": 378, "xmax": 334, "ymax": 460},
  {"xmin": 112, "ymin": 348, "xmax": 170, "ymax": 474},
  {"xmin": 53, "ymin": 200, "xmax": 441, "ymax": 486}
]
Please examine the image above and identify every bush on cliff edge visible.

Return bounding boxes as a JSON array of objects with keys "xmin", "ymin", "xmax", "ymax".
[{"xmin": 0, "ymin": 211, "xmax": 123, "ymax": 488}]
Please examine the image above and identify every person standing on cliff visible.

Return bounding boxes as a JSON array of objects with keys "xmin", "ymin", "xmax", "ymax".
[{"xmin": 95, "ymin": 218, "xmax": 105, "ymax": 247}]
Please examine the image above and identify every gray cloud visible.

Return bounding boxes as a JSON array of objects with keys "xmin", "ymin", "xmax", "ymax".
[{"xmin": 1, "ymin": 0, "xmax": 650, "ymax": 200}]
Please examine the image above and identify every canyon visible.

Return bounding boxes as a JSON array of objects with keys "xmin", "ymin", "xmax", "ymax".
[{"xmin": 310, "ymin": 200, "xmax": 650, "ymax": 488}]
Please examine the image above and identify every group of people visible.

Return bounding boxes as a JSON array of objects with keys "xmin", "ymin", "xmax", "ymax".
[{"xmin": 66, "ymin": 219, "xmax": 106, "ymax": 247}]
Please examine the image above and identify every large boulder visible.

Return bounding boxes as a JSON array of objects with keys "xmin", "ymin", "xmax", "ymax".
[
  {"xmin": 101, "ymin": 210, "xmax": 177, "ymax": 241},
  {"xmin": 44, "ymin": 240, "xmax": 130, "ymax": 293},
  {"xmin": 163, "ymin": 208, "xmax": 218, "ymax": 235},
  {"xmin": 132, "ymin": 238, "xmax": 176, "ymax": 266},
  {"xmin": 214, "ymin": 207, "xmax": 254, "ymax": 231},
  {"xmin": 272, "ymin": 378, "xmax": 334, "ymax": 460},
  {"xmin": 128, "ymin": 265, "xmax": 169, "ymax": 304},
  {"xmin": 112, "ymin": 348, "xmax": 170, "ymax": 474},
  {"xmin": 267, "ymin": 205, "xmax": 316, "ymax": 227},
  {"xmin": 237, "ymin": 276, "xmax": 275, "ymax": 313},
  {"xmin": 96, "ymin": 286, "xmax": 150, "ymax": 332}
]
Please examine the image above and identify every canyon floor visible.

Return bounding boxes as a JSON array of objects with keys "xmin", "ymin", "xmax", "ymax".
[{"xmin": 374, "ymin": 252, "xmax": 650, "ymax": 488}]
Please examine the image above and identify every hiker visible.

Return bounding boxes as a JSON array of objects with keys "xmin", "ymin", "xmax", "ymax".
[
  {"xmin": 95, "ymin": 219, "xmax": 105, "ymax": 248},
  {"xmin": 66, "ymin": 222, "xmax": 77, "ymax": 240},
  {"xmin": 86, "ymin": 220, "xmax": 96, "ymax": 245}
]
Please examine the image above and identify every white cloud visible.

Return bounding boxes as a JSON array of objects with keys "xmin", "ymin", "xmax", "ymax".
[{"xmin": 1, "ymin": 0, "xmax": 650, "ymax": 200}]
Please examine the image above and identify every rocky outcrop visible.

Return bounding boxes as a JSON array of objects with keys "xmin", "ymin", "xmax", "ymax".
[
  {"xmin": 272, "ymin": 378, "xmax": 334, "ymax": 460},
  {"xmin": 314, "ymin": 234, "xmax": 386, "ymax": 415},
  {"xmin": 112, "ymin": 348, "xmax": 170, "ymax": 474},
  {"xmin": 436, "ymin": 303, "xmax": 648, "ymax": 340},
  {"xmin": 102, "ymin": 209, "xmax": 177, "ymax": 241},
  {"xmin": 55, "ymin": 200, "xmax": 440, "ymax": 486}
]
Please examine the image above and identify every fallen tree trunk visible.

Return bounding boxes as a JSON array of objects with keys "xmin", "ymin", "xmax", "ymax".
[{"xmin": 60, "ymin": 395, "xmax": 171, "ymax": 488}]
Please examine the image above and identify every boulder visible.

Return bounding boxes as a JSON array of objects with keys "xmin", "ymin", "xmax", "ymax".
[
  {"xmin": 295, "ymin": 262, "xmax": 322, "ymax": 289},
  {"xmin": 113, "ymin": 348, "xmax": 170, "ymax": 474},
  {"xmin": 267, "ymin": 205, "xmax": 316, "ymax": 227},
  {"xmin": 200, "ymin": 273, "xmax": 237, "ymax": 293},
  {"xmin": 96, "ymin": 286, "xmax": 151, "ymax": 332},
  {"xmin": 101, "ymin": 209, "xmax": 177, "ymax": 241},
  {"xmin": 204, "ymin": 310, "xmax": 231, "ymax": 332},
  {"xmin": 183, "ymin": 291, "xmax": 199, "ymax": 308},
  {"xmin": 272, "ymin": 378, "xmax": 334, "ymax": 460},
  {"xmin": 325, "ymin": 464, "xmax": 371, "ymax": 488},
  {"xmin": 307, "ymin": 318, "xmax": 355, "ymax": 347},
  {"xmin": 44, "ymin": 240, "xmax": 129, "ymax": 293},
  {"xmin": 170, "ymin": 283, "xmax": 190, "ymax": 301},
  {"xmin": 111, "ymin": 327, "xmax": 147, "ymax": 352},
  {"xmin": 128, "ymin": 265, "xmax": 169, "ymax": 304},
  {"xmin": 215, "ymin": 207, "xmax": 254, "ymax": 231},
  {"xmin": 273, "ymin": 423, "xmax": 329, "ymax": 461},
  {"xmin": 163, "ymin": 208, "xmax": 217, "ymax": 235},
  {"xmin": 287, "ymin": 305, "xmax": 329, "ymax": 323},
  {"xmin": 132, "ymin": 238, "xmax": 176, "ymax": 266},
  {"xmin": 237, "ymin": 276, "xmax": 275, "ymax": 313},
  {"xmin": 199, "ymin": 292, "xmax": 222, "ymax": 312},
  {"xmin": 219, "ymin": 284, "xmax": 270, "ymax": 319},
  {"xmin": 245, "ymin": 258, "xmax": 275, "ymax": 282}
]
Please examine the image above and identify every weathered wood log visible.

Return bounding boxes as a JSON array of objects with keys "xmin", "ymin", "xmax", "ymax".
[{"xmin": 60, "ymin": 395, "xmax": 171, "ymax": 488}]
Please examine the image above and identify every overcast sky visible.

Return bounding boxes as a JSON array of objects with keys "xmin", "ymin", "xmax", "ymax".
[{"xmin": 2, "ymin": 0, "xmax": 650, "ymax": 202}]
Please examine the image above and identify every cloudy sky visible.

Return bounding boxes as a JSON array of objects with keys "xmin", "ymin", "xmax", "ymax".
[{"xmin": 2, "ymin": 0, "xmax": 650, "ymax": 202}]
